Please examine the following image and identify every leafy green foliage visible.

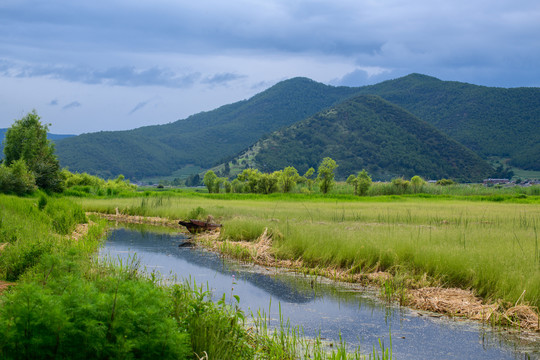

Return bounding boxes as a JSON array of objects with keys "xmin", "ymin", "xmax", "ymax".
[
  {"xmin": 410, "ymin": 175, "xmax": 426, "ymax": 193},
  {"xmin": 279, "ymin": 166, "xmax": 300, "ymax": 193},
  {"xmin": 0, "ymin": 160, "xmax": 37, "ymax": 195},
  {"xmin": 317, "ymin": 157, "xmax": 338, "ymax": 194},
  {"xmin": 203, "ymin": 170, "xmax": 218, "ymax": 193},
  {"xmin": 3, "ymin": 111, "xmax": 63, "ymax": 192},
  {"xmin": 61, "ymin": 171, "xmax": 136, "ymax": 197},
  {"xmin": 253, "ymin": 95, "xmax": 493, "ymax": 182},
  {"xmin": 170, "ymin": 283, "xmax": 253, "ymax": 359},
  {"xmin": 347, "ymin": 169, "xmax": 372, "ymax": 196},
  {"xmin": 0, "ymin": 267, "xmax": 192, "ymax": 360}
]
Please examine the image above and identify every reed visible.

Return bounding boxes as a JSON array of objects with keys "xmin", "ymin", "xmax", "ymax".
[{"xmin": 77, "ymin": 193, "xmax": 540, "ymax": 309}]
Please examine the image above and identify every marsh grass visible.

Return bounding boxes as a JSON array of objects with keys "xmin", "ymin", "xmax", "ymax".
[
  {"xmin": 78, "ymin": 194, "xmax": 540, "ymax": 311},
  {"xmin": 2, "ymin": 193, "xmax": 394, "ymax": 359},
  {"xmin": 251, "ymin": 305, "xmax": 392, "ymax": 360}
]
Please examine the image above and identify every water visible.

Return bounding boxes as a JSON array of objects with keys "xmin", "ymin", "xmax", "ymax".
[{"xmin": 100, "ymin": 226, "xmax": 540, "ymax": 359}]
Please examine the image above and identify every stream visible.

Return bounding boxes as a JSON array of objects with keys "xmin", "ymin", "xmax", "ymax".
[{"xmin": 99, "ymin": 225, "xmax": 540, "ymax": 359}]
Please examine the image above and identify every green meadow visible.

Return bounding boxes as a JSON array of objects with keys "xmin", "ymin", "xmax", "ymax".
[
  {"xmin": 0, "ymin": 193, "xmax": 393, "ymax": 359},
  {"xmin": 79, "ymin": 191, "xmax": 540, "ymax": 311}
]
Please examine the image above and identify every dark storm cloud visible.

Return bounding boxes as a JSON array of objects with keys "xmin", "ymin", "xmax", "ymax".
[{"xmin": 1, "ymin": 0, "xmax": 540, "ymax": 87}]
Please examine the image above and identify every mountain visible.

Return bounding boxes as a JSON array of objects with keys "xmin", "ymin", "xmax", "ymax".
[
  {"xmin": 53, "ymin": 74, "xmax": 540, "ymax": 179},
  {"xmin": 353, "ymin": 74, "xmax": 540, "ymax": 170},
  {"xmin": 55, "ymin": 78, "xmax": 360, "ymax": 179},
  {"xmin": 251, "ymin": 95, "xmax": 493, "ymax": 182},
  {"xmin": 0, "ymin": 129, "xmax": 74, "ymax": 159}
]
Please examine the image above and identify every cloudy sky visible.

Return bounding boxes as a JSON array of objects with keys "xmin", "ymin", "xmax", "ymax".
[{"xmin": 1, "ymin": 0, "xmax": 539, "ymax": 134}]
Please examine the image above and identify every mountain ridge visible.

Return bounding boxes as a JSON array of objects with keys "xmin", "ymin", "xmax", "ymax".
[
  {"xmin": 250, "ymin": 94, "xmax": 493, "ymax": 182},
  {"xmin": 47, "ymin": 73, "xmax": 540, "ymax": 179}
]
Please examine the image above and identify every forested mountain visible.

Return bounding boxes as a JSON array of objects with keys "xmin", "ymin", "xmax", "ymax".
[
  {"xmin": 353, "ymin": 74, "xmax": 540, "ymax": 170},
  {"xmin": 251, "ymin": 95, "xmax": 493, "ymax": 182},
  {"xmin": 52, "ymin": 73, "xmax": 539, "ymax": 179},
  {"xmin": 55, "ymin": 78, "xmax": 360, "ymax": 179}
]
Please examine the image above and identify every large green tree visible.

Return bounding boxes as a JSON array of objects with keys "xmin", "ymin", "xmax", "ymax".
[
  {"xmin": 3, "ymin": 111, "xmax": 63, "ymax": 192},
  {"xmin": 347, "ymin": 169, "xmax": 372, "ymax": 196},
  {"xmin": 317, "ymin": 157, "xmax": 338, "ymax": 194},
  {"xmin": 203, "ymin": 170, "xmax": 218, "ymax": 193}
]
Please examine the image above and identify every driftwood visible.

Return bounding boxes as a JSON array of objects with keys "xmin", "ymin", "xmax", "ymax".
[{"xmin": 178, "ymin": 218, "xmax": 222, "ymax": 234}]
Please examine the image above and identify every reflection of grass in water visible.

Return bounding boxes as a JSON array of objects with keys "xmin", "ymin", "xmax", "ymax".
[{"xmin": 79, "ymin": 195, "xmax": 540, "ymax": 311}]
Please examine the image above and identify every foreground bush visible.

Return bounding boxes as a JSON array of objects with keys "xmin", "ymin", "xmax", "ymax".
[{"xmin": 0, "ymin": 262, "xmax": 192, "ymax": 360}]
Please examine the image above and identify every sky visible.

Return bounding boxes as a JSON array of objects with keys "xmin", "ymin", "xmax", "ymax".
[{"xmin": 1, "ymin": 0, "xmax": 539, "ymax": 134}]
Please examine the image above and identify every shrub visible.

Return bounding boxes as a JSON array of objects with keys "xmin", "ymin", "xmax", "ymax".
[{"xmin": 0, "ymin": 160, "xmax": 37, "ymax": 195}]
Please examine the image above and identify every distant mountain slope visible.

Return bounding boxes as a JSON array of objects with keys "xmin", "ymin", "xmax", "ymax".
[
  {"xmin": 0, "ymin": 129, "xmax": 74, "ymax": 159},
  {"xmin": 252, "ymin": 95, "xmax": 493, "ymax": 182},
  {"xmin": 354, "ymin": 74, "xmax": 540, "ymax": 170},
  {"xmin": 54, "ymin": 73, "xmax": 539, "ymax": 179},
  {"xmin": 55, "ymin": 78, "xmax": 360, "ymax": 179}
]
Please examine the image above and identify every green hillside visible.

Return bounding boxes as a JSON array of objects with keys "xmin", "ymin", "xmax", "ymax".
[
  {"xmin": 354, "ymin": 74, "xmax": 540, "ymax": 170},
  {"xmin": 55, "ymin": 78, "xmax": 360, "ymax": 179},
  {"xmin": 252, "ymin": 95, "xmax": 493, "ymax": 182},
  {"xmin": 53, "ymin": 74, "xmax": 539, "ymax": 179}
]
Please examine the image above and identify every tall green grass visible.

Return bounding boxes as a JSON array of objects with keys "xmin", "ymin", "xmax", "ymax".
[
  {"xmin": 2, "ymin": 194, "xmax": 393, "ymax": 359},
  {"xmin": 78, "ymin": 194, "xmax": 540, "ymax": 310}
]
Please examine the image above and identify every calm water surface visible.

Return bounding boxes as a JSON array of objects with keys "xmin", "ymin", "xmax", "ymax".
[{"xmin": 100, "ymin": 226, "xmax": 540, "ymax": 360}]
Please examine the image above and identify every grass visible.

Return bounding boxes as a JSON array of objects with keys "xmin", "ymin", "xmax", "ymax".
[
  {"xmin": 1, "ymin": 193, "xmax": 393, "ymax": 359},
  {"xmin": 78, "ymin": 192, "xmax": 540, "ymax": 312}
]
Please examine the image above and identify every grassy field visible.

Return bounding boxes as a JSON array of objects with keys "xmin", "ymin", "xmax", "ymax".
[
  {"xmin": 78, "ymin": 192, "xmax": 540, "ymax": 312},
  {"xmin": 0, "ymin": 193, "xmax": 393, "ymax": 359}
]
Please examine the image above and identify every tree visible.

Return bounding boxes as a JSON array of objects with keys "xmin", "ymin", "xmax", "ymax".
[
  {"xmin": 279, "ymin": 166, "xmax": 299, "ymax": 193},
  {"xmin": 410, "ymin": 175, "xmax": 426, "ymax": 193},
  {"xmin": 203, "ymin": 170, "xmax": 218, "ymax": 193},
  {"xmin": 257, "ymin": 173, "xmax": 279, "ymax": 194},
  {"xmin": 436, "ymin": 178, "xmax": 455, "ymax": 186},
  {"xmin": 317, "ymin": 157, "xmax": 338, "ymax": 194},
  {"xmin": 391, "ymin": 177, "xmax": 410, "ymax": 193},
  {"xmin": 237, "ymin": 169, "xmax": 261, "ymax": 193},
  {"xmin": 3, "ymin": 111, "xmax": 63, "ymax": 192},
  {"xmin": 347, "ymin": 169, "xmax": 372, "ymax": 196},
  {"xmin": 303, "ymin": 167, "xmax": 315, "ymax": 191}
]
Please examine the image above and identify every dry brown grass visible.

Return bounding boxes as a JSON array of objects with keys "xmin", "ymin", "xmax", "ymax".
[
  {"xmin": 407, "ymin": 287, "xmax": 499, "ymax": 320},
  {"xmin": 0, "ymin": 281, "xmax": 15, "ymax": 294},
  {"xmin": 503, "ymin": 305, "xmax": 539, "ymax": 330}
]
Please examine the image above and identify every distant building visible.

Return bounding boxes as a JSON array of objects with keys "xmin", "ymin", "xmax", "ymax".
[{"xmin": 483, "ymin": 178, "xmax": 510, "ymax": 186}]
